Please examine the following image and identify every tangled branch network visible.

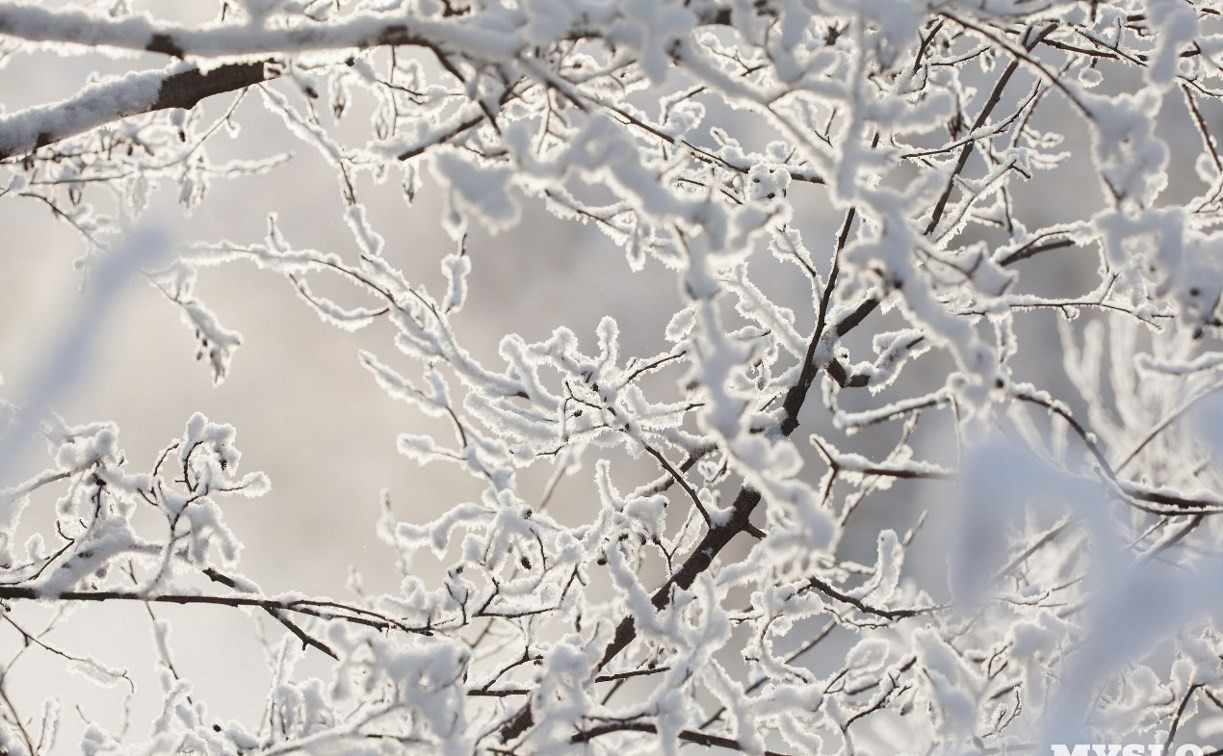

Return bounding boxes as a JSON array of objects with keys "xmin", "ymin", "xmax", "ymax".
[{"xmin": 2, "ymin": 0, "xmax": 1223, "ymax": 753}]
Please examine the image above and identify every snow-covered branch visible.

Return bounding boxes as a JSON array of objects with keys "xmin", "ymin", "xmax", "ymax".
[{"xmin": 4, "ymin": 1, "xmax": 1223, "ymax": 754}]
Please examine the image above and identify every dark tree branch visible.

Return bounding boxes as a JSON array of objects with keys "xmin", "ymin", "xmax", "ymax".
[
  {"xmin": 570, "ymin": 720, "xmax": 793, "ymax": 755},
  {"xmin": 201, "ymin": 567, "xmax": 338, "ymax": 660},
  {"xmin": 0, "ymin": 61, "xmax": 274, "ymax": 161},
  {"xmin": 0, "ymin": 582, "xmax": 431, "ymax": 642},
  {"xmin": 497, "ymin": 204, "xmax": 869, "ymax": 744},
  {"xmin": 804, "ymin": 575, "xmax": 942, "ymax": 620}
]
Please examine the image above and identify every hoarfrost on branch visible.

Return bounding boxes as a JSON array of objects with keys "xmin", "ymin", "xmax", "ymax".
[{"xmin": 2, "ymin": 0, "xmax": 1223, "ymax": 754}]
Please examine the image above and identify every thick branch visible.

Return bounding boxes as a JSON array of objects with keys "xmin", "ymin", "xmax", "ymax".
[
  {"xmin": 598, "ymin": 486, "xmax": 763, "ymax": 669},
  {"xmin": 0, "ymin": 61, "xmax": 272, "ymax": 161},
  {"xmin": 0, "ymin": 2, "xmax": 737, "ymax": 61},
  {"xmin": 0, "ymin": 5, "xmax": 428, "ymax": 58},
  {"xmin": 153, "ymin": 61, "xmax": 271, "ymax": 110}
]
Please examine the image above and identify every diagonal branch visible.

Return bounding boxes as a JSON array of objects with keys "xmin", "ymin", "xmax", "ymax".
[
  {"xmin": 201, "ymin": 567, "xmax": 337, "ymax": 660},
  {"xmin": 803, "ymin": 575, "xmax": 942, "ymax": 620},
  {"xmin": 0, "ymin": 60, "xmax": 274, "ymax": 161},
  {"xmin": 496, "ymin": 206, "xmax": 867, "ymax": 745}
]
